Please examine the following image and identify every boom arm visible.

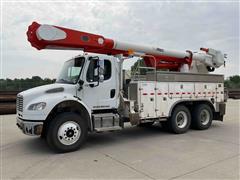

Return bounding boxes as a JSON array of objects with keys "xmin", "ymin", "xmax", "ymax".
[{"xmin": 27, "ymin": 22, "xmax": 226, "ymax": 72}]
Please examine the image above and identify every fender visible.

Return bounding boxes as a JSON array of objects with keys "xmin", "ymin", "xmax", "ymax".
[
  {"xmin": 46, "ymin": 97, "xmax": 93, "ymax": 131},
  {"xmin": 22, "ymin": 92, "xmax": 91, "ymax": 125},
  {"xmin": 168, "ymin": 99, "xmax": 216, "ymax": 117}
]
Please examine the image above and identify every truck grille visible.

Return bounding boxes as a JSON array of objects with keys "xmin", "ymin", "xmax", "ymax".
[{"xmin": 16, "ymin": 95, "xmax": 23, "ymax": 112}]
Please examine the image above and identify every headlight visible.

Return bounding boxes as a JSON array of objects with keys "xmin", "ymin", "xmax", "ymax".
[{"xmin": 28, "ymin": 102, "xmax": 46, "ymax": 111}]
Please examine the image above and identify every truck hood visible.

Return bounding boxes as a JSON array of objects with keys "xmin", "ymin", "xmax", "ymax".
[
  {"xmin": 16, "ymin": 83, "xmax": 78, "ymax": 117},
  {"xmin": 19, "ymin": 83, "xmax": 77, "ymax": 97}
]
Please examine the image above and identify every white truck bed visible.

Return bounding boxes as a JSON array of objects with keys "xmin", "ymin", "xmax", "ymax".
[{"xmin": 128, "ymin": 72, "xmax": 224, "ymax": 119}]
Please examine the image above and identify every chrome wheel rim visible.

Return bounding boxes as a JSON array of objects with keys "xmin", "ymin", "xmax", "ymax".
[
  {"xmin": 200, "ymin": 109, "xmax": 210, "ymax": 125},
  {"xmin": 57, "ymin": 121, "xmax": 81, "ymax": 146},
  {"xmin": 176, "ymin": 111, "xmax": 188, "ymax": 128}
]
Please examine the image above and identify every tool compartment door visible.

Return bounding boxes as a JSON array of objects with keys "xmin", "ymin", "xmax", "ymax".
[
  {"xmin": 169, "ymin": 82, "xmax": 194, "ymax": 98},
  {"xmin": 216, "ymin": 83, "xmax": 224, "ymax": 102},
  {"xmin": 203, "ymin": 83, "xmax": 216, "ymax": 98},
  {"xmin": 195, "ymin": 83, "xmax": 205, "ymax": 98},
  {"xmin": 155, "ymin": 82, "xmax": 168, "ymax": 117},
  {"xmin": 139, "ymin": 82, "xmax": 155, "ymax": 118}
]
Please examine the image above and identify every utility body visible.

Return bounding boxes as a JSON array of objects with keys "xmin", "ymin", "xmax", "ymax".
[{"xmin": 17, "ymin": 22, "xmax": 226, "ymax": 152}]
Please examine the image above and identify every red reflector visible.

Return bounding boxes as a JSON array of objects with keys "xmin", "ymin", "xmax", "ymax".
[
  {"xmin": 143, "ymin": 93, "xmax": 148, "ymax": 95},
  {"xmin": 150, "ymin": 93, "xmax": 154, "ymax": 95},
  {"xmin": 158, "ymin": 93, "xmax": 162, "ymax": 95}
]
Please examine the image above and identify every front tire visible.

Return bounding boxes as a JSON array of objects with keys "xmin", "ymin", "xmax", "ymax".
[
  {"xmin": 46, "ymin": 112, "xmax": 87, "ymax": 153},
  {"xmin": 168, "ymin": 105, "xmax": 191, "ymax": 134},
  {"xmin": 192, "ymin": 104, "xmax": 213, "ymax": 130}
]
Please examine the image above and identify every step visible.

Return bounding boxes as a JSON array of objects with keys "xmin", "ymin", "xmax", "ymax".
[{"xmin": 95, "ymin": 126, "xmax": 122, "ymax": 132}]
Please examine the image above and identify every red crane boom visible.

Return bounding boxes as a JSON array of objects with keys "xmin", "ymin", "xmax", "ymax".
[{"xmin": 27, "ymin": 22, "xmax": 225, "ymax": 72}]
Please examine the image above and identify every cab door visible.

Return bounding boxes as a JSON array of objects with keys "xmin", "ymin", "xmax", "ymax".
[{"xmin": 78, "ymin": 56, "xmax": 119, "ymax": 110}]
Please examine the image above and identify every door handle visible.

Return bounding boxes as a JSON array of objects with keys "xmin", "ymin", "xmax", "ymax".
[{"xmin": 110, "ymin": 89, "xmax": 116, "ymax": 98}]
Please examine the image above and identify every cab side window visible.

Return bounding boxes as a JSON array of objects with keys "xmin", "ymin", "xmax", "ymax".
[{"xmin": 87, "ymin": 59, "xmax": 111, "ymax": 82}]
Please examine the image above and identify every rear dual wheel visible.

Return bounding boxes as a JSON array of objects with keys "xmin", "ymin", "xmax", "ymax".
[
  {"xmin": 192, "ymin": 104, "xmax": 213, "ymax": 130},
  {"xmin": 163, "ymin": 105, "xmax": 191, "ymax": 134},
  {"xmin": 161, "ymin": 104, "xmax": 213, "ymax": 133}
]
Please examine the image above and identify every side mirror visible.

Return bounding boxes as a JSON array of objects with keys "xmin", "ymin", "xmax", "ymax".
[
  {"xmin": 78, "ymin": 79, "xmax": 84, "ymax": 91},
  {"xmin": 98, "ymin": 59, "xmax": 104, "ymax": 83},
  {"xmin": 88, "ymin": 56, "xmax": 104, "ymax": 88},
  {"xmin": 99, "ymin": 75, "xmax": 104, "ymax": 82},
  {"xmin": 78, "ymin": 79, "xmax": 84, "ymax": 85}
]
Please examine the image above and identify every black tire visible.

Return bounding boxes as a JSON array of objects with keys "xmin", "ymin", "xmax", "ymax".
[
  {"xmin": 192, "ymin": 104, "xmax": 213, "ymax": 130},
  {"xmin": 138, "ymin": 121, "xmax": 154, "ymax": 127},
  {"xmin": 40, "ymin": 130, "xmax": 46, "ymax": 139},
  {"xmin": 168, "ymin": 105, "xmax": 191, "ymax": 134},
  {"xmin": 160, "ymin": 121, "xmax": 169, "ymax": 130},
  {"xmin": 46, "ymin": 112, "xmax": 87, "ymax": 153},
  {"xmin": 40, "ymin": 122, "xmax": 49, "ymax": 139}
]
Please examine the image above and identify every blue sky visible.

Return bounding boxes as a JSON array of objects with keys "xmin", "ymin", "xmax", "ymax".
[{"xmin": 1, "ymin": 1, "xmax": 239, "ymax": 79}]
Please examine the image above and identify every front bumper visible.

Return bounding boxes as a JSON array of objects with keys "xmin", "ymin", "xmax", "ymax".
[{"xmin": 16, "ymin": 117, "xmax": 43, "ymax": 136}]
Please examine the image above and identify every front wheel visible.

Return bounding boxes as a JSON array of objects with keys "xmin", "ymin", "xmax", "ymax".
[
  {"xmin": 46, "ymin": 112, "xmax": 87, "ymax": 153},
  {"xmin": 168, "ymin": 105, "xmax": 191, "ymax": 134}
]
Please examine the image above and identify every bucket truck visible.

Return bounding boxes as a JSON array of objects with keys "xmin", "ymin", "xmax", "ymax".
[{"xmin": 16, "ymin": 22, "xmax": 227, "ymax": 152}]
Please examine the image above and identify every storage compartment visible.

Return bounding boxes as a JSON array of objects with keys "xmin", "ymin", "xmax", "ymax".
[{"xmin": 93, "ymin": 113, "xmax": 120, "ymax": 128}]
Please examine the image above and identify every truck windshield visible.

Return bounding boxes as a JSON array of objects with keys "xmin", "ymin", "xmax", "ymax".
[{"xmin": 56, "ymin": 57, "xmax": 85, "ymax": 84}]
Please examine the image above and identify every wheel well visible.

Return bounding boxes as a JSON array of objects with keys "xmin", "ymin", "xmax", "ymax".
[
  {"xmin": 169, "ymin": 100, "xmax": 215, "ymax": 116},
  {"xmin": 43, "ymin": 101, "xmax": 91, "ymax": 135}
]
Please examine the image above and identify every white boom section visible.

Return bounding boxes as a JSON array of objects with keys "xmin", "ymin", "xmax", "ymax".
[{"xmin": 113, "ymin": 40, "xmax": 225, "ymax": 69}]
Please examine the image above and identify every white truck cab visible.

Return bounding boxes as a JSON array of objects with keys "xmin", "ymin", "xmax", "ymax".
[{"xmin": 16, "ymin": 54, "xmax": 123, "ymax": 150}]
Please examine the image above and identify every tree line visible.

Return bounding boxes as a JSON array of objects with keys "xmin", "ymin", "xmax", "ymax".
[
  {"xmin": 0, "ymin": 76, "xmax": 56, "ymax": 91},
  {"xmin": 0, "ymin": 74, "xmax": 239, "ymax": 92},
  {"xmin": 224, "ymin": 75, "xmax": 240, "ymax": 89}
]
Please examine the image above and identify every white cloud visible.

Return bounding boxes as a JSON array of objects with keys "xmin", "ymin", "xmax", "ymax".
[{"xmin": 1, "ymin": 1, "xmax": 239, "ymax": 79}]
